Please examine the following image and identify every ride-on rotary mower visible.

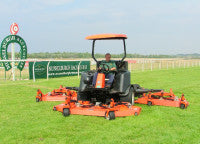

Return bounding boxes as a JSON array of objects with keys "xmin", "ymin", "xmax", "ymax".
[
  {"xmin": 36, "ymin": 85, "xmax": 77, "ymax": 102},
  {"xmin": 53, "ymin": 34, "xmax": 146, "ymax": 120}
]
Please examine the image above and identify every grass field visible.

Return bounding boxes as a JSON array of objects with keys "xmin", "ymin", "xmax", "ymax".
[{"xmin": 0, "ymin": 67, "xmax": 200, "ymax": 144}]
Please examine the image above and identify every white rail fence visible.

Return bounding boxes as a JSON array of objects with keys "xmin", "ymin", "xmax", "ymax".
[
  {"xmin": 127, "ymin": 59, "xmax": 200, "ymax": 72},
  {"xmin": 0, "ymin": 59, "xmax": 200, "ymax": 81}
]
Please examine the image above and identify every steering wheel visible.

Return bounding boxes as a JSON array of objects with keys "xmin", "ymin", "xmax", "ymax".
[{"xmin": 98, "ymin": 63, "xmax": 110, "ymax": 73}]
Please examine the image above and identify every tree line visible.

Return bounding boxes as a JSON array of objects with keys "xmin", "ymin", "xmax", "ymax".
[{"xmin": 1, "ymin": 52, "xmax": 200, "ymax": 59}]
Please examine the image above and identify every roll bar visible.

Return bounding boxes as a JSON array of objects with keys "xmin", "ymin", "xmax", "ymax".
[{"xmin": 91, "ymin": 39, "xmax": 127, "ymax": 62}]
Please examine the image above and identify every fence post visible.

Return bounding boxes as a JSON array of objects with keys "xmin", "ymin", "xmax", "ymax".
[
  {"xmin": 20, "ymin": 70, "xmax": 21, "ymax": 80},
  {"xmin": 4, "ymin": 67, "xmax": 6, "ymax": 80},
  {"xmin": 184, "ymin": 62, "xmax": 186, "ymax": 68},
  {"xmin": 11, "ymin": 43, "xmax": 15, "ymax": 81},
  {"xmin": 159, "ymin": 61, "xmax": 161, "ymax": 70},
  {"xmin": 47, "ymin": 61, "xmax": 51, "ymax": 80},
  {"xmin": 150, "ymin": 61, "xmax": 153, "ymax": 71},
  {"xmin": 167, "ymin": 62, "xmax": 168, "ymax": 70},
  {"xmin": 33, "ymin": 61, "xmax": 36, "ymax": 82},
  {"xmin": 78, "ymin": 61, "xmax": 82, "ymax": 79},
  {"xmin": 129, "ymin": 63, "xmax": 132, "ymax": 72},
  {"xmin": 142, "ymin": 61, "xmax": 144, "ymax": 71}
]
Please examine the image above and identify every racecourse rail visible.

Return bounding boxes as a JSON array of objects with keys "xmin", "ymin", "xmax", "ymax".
[{"xmin": 0, "ymin": 58, "xmax": 200, "ymax": 81}]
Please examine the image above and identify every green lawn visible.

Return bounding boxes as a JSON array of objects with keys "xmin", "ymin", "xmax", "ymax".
[{"xmin": 0, "ymin": 67, "xmax": 200, "ymax": 144}]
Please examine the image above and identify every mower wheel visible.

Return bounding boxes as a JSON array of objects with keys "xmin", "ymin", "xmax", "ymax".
[
  {"xmin": 63, "ymin": 108, "xmax": 70, "ymax": 117},
  {"xmin": 53, "ymin": 107, "xmax": 57, "ymax": 111},
  {"xmin": 180, "ymin": 104, "xmax": 185, "ymax": 109},
  {"xmin": 134, "ymin": 112, "xmax": 138, "ymax": 116},
  {"xmin": 147, "ymin": 101, "xmax": 152, "ymax": 106},
  {"xmin": 36, "ymin": 98, "xmax": 40, "ymax": 102},
  {"xmin": 105, "ymin": 111, "xmax": 115, "ymax": 120}
]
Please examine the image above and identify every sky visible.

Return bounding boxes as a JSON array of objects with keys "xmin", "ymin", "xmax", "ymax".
[{"xmin": 0, "ymin": 0, "xmax": 199, "ymax": 55}]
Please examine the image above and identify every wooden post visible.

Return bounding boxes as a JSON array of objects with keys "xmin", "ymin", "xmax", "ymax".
[
  {"xmin": 159, "ymin": 61, "xmax": 161, "ymax": 70},
  {"xmin": 142, "ymin": 62, "xmax": 144, "ymax": 71},
  {"xmin": 167, "ymin": 62, "xmax": 169, "ymax": 70}
]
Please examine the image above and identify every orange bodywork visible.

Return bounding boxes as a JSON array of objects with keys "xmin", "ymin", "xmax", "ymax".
[
  {"xmin": 36, "ymin": 85, "xmax": 77, "ymax": 102},
  {"xmin": 54, "ymin": 96, "xmax": 141, "ymax": 118},
  {"xmin": 135, "ymin": 89, "xmax": 189, "ymax": 108},
  {"xmin": 95, "ymin": 73, "xmax": 105, "ymax": 88},
  {"xmin": 85, "ymin": 33, "xmax": 127, "ymax": 40}
]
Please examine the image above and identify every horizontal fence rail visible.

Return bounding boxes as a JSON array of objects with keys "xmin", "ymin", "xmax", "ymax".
[{"xmin": 0, "ymin": 58, "xmax": 200, "ymax": 81}]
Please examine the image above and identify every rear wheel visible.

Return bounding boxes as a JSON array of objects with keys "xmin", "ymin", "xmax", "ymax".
[
  {"xmin": 147, "ymin": 101, "xmax": 152, "ymax": 106},
  {"xmin": 105, "ymin": 111, "xmax": 115, "ymax": 120},
  {"xmin": 120, "ymin": 87, "xmax": 135, "ymax": 105},
  {"xmin": 180, "ymin": 104, "xmax": 185, "ymax": 109},
  {"xmin": 63, "ymin": 108, "xmax": 70, "ymax": 117},
  {"xmin": 36, "ymin": 98, "xmax": 40, "ymax": 102}
]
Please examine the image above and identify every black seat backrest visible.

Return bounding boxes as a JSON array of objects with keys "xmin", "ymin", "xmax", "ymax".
[
  {"xmin": 96, "ymin": 60, "xmax": 128, "ymax": 71},
  {"xmin": 115, "ymin": 61, "xmax": 128, "ymax": 71}
]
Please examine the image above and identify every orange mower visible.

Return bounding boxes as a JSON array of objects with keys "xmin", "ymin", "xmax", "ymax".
[
  {"xmin": 36, "ymin": 85, "xmax": 77, "ymax": 102},
  {"xmin": 51, "ymin": 33, "xmax": 188, "ymax": 120},
  {"xmin": 135, "ymin": 89, "xmax": 189, "ymax": 109}
]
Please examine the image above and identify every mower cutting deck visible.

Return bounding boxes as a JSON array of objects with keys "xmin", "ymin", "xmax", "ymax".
[
  {"xmin": 36, "ymin": 85, "xmax": 77, "ymax": 102},
  {"xmin": 53, "ymin": 95, "xmax": 141, "ymax": 120},
  {"xmin": 135, "ymin": 89, "xmax": 189, "ymax": 109}
]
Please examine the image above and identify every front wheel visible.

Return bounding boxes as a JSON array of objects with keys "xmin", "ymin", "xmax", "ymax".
[
  {"xmin": 105, "ymin": 111, "xmax": 115, "ymax": 120},
  {"xmin": 63, "ymin": 108, "xmax": 70, "ymax": 117}
]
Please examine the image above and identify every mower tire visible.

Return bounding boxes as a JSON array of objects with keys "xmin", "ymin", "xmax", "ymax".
[
  {"xmin": 147, "ymin": 101, "xmax": 152, "ymax": 106},
  {"xmin": 120, "ymin": 87, "xmax": 135, "ymax": 105},
  {"xmin": 63, "ymin": 108, "xmax": 70, "ymax": 117},
  {"xmin": 180, "ymin": 104, "xmax": 185, "ymax": 109},
  {"xmin": 53, "ymin": 107, "xmax": 57, "ymax": 111},
  {"xmin": 134, "ymin": 112, "xmax": 138, "ymax": 116},
  {"xmin": 36, "ymin": 98, "xmax": 40, "ymax": 102},
  {"xmin": 105, "ymin": 111, "xmax": 115, "ymax": 120}
]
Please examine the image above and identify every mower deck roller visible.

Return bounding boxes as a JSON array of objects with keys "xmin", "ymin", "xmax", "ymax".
[
  {"xmin": 135, "ymin": 89, "xmax": 189, "ymax": 109},
  {"xmin": 53, "ymin": 96, "xmax": 141, "ymax": 120},
  {"xmin": 36, "ymin": 85, "xmax": 77, "ymax": 102}
]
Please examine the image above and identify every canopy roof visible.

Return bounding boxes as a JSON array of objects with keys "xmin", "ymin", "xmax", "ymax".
[{"xmin": 85, "ymin": 33, "xmax": 127, "ymax": 40}]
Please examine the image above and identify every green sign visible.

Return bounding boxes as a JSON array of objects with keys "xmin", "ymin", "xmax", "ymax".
[
  {"xmin": 0, "ymin": 35, "xmax": 27, "ymax": 71},
  {"xmin": 29, "ymin": 61, "xmax": 90, "ymax": 79}
]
